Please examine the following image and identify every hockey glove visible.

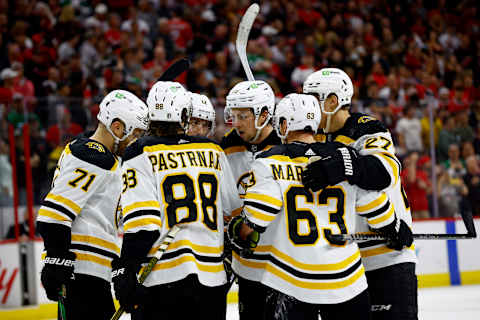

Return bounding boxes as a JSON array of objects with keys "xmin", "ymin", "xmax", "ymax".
[
  {"xmin": 302, "ymin": 145, "xmax": 360, "ymax": 192},
  {"xmin": 111, "ymin": 258, "xmax": 148, "ymax": 313},
  {"xmin": 227, "ymin": 215, "xmax": 260, "ymax": 257},
  {"xmin": 41, "ymin": 252, "xmax": 76, "ymax": 301},
  {"xmin": 375, "ymin": 218, "xmax": 413, "ymax": 251}
]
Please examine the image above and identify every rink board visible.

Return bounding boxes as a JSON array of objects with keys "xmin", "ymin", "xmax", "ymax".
[{"xmin": 1, "ymin": 218, "xmax": 479, "ymax": 319}]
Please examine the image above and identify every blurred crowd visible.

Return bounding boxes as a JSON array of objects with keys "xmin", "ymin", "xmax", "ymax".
[{"xmin": 0, "ymin": 0, "xmax": 479, "ymax": 220}]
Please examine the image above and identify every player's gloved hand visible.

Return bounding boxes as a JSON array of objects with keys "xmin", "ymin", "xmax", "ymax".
[
  {"xmin": 41, "ymin": 251, "xmax": 76, "ymax": 301},
  {"xmin": 227, "ymin": 215, "xmax": 260, "ymax": 257},
  {"xmin": 111, "ymin": 258, "xmax": 148, "ymax": 313},
  {"xmin": 375, "ymin": 218, "xmax": 413, "ymax": 251},
  {"xmin": 302, "ymin": 145, "xmax": 360, "ymax": 192}
]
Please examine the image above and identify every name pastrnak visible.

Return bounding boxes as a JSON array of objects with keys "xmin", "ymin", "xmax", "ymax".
[{"xmin": 148, "ymin": 150, "xmax": 221, "ymax": 171}]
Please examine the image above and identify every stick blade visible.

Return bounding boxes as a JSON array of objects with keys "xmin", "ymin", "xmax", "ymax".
[
  {"xmin": 460, "ymin": 210, "xmax": 477, "ymax": 237},
  {"xmin": 158, "ymin": 58, "xmax": 191, "ymax": 81},
  {"xmin": 236, "ymin": 3, "xmax": 260, "ymax": 50}
]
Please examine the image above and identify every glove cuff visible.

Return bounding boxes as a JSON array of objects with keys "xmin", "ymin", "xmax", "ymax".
[{"xmin": 44, "ymin": 252, "xmax": 76, "ymax": 267}]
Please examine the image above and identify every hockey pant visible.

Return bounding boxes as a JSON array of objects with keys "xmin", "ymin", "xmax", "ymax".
[
  {"xmin": 63, "ymin": 273, "xmax": 115, "ymax": 320},
  {"xmin": 366, "ymin": 262, "xmax": 418, "ymax": 320},
  {"xmin": 130, "ymin": 274, "xmax": 228, "ymax": 320}
]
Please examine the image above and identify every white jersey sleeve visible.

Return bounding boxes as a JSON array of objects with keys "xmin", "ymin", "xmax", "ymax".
[
  {"xmin": 242, "ymin": 159, "xmax": 283, "ymax": 229},
  {"xmin": 218, "ymin": 152, "xmax": 243, "ymax": 218},
  {"xmin": 38, "ymin": 144, "xmax": 110, "ymax": 228},
  {"xmin": 355, "ymin": 189, "xmax": 396, "ymax": 230},
  {"xmin": 121, "ymin": 152, "xmax": 162, "ymax": 234}
]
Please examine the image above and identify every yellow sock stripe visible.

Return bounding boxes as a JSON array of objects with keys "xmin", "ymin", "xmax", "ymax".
[
  {"xmin": 233, "ymin": 252, "xmax": 365, "ymax": 290},
  {"xmin": 45, "ymin": 193, "xmax": 81, "ymax": 214},
  {"xmin": 71, "ymin": 234, "xmax": 120, "ymax": 254},
  {"xmin": 254, "ymin": 245, "xmax": 361, "ymax": 271},
  {"xmin": 38, "ymin": 208, "xmax": 70, "ymax": 222},
  {"xmin": 356, "ymin": 193, "xmax": 387, "ymax": 213}
]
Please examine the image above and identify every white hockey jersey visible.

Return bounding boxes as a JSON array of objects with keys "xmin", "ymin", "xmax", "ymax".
[
  {"xmin": 233, "ymin": 143, "xmax": 397, "ymax": 304},
  {"xmin": 37, "ymin": 137, "xmax": 122, "ymax": 282},
  {"xmin": 120, "ymin": 135, "xmax": 242, "ymax": 287},
  {"xmin": 220, "ymin": 128, "xmax": 282, "ymax": 199},
  {"xmin": 316, "ymin": 113, "xmax": 417, "ymax": 271}
]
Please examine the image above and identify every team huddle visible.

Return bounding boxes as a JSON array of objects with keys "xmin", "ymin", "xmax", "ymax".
[{"xmin": 36, "ymin": 67, "xmax": 417, "ymax": 320}]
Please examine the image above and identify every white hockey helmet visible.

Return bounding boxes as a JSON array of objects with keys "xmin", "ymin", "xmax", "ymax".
[
  {"xmin": 97, "ymin": 89, "xmax": 149, "ymax": 146},
  {"xmin": 303, "ymin": 67, "xmax": 354, "ymax": 115},
  {"xmin": 146, "ymin": 81, "xmax": 192, "ymax": 129},
  {"xmin": 190, "ymin": 92, "xmax": 216, "ymax": 136},
  {"xmin": 225, "ymin": 80, "xmax": 275, "ymax": 141},
  {"xmin": 274, "ymin": 93, "xmax": 321, "ymax": 140}
]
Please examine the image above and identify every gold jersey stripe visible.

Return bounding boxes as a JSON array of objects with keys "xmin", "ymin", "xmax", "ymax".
[
  {"xmin": 233, "ymin": 252, "xmax": 365, "ymax": 290},
  {"xmin": 254, "ymin": 246, "xmax": 361, "ymax": 272},
  {"xmin": 267, "ymin": 155, "xmax": 308, "ymax": 164},
  {"xmin": 144, "ymin": 143, "xmax": 223, "ymax": 153},
  {"xmin": 314, "ymin": 134, "xmax": 326, "ymax": 142},
  {"xmin": 244, "ymin": 193, "xmax": 282, "ymax": 208},
  {"xmin": 335, "ymin": 135, "xmax": 356, "ymax": 145},
  {"xmin": 368, "ymin": 204, "xmax": 395, "ymax": 225},
  {"xmin": 245, "ymin": 206, "xmax": 276, "ymax": 222},
  {"xmin": 64, "ymin": 144, "xmax": 71, "ymax": 154},
  {"xmin": 124, "ymin": 217, "xmax": 162, "ymax": 231},
  {"xmin": 152, "ymin": 255, "xmax": 224, "ymax": 273},
  {"xmin": 110, "ymin": 159, "xmax": 119, "ymax": 171},
  {"xmin": 356, "ymin": 193, "xmax": 387, "ymax": 213},
  {"xmin": 376, "ymin": 153, "xmax": 399, "ymax": 185},
  {"xmin": 123, "ymin": 201, "xmax": 161, "ymax": 215},
  {"xmin": 45, "ymin": 193, "xmax": 81, "ymax": 214},
  {"xmin": 360, "ymin": 244, "xmax": 415, "ymax": 258},
  {"xmin": 75, "ymin": 252, "xmax": 112, "ymax": 267},
  {"xmin": 71, "ymin": 234, "xmax": 120, "ymax": 254},
  {"xmin": 224, "ymin": 145, "xmax": 247, "ymax": 155},
  {"xmin": 38, "ymin": 208, "xmax": 70, "ymax": 222},
  {"xmin": 149, "ymin": 240, "xmax": 223, "ymax": 255}
]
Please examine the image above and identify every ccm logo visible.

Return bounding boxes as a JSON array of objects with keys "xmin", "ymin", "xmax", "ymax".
[
  {"xmin": 112, "ymin": 268, "xmax": 125, "ymax": 278},
  {"xmin": 371, "ymin": 304, "xmax": 392, "ymax": 311},
  {"xmin": 44, "ymin": 258, "xmax": 75, "ymax": 267}
]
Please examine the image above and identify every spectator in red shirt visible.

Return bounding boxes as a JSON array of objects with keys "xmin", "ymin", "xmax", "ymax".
[
  {"xmin": 401, "ymin": 151, "xmax": 431, "ymax": 219},
  {"xmin": 169, "ymin": 7, "xmax": 193, "ymax": 51},
  {"xmin": 45, "ymin": 108, "xmax": 83, "ymax": 149},
  {"xmin": 11, "ymin": 62, "xmax": 35, "ymax": 107}
]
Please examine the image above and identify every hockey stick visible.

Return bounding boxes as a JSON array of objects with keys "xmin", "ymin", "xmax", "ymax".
[
  {"xmin": 110, "ymin": 224, "xmax": 183, "ymax": 320},
  {"xmin": 58, "ymin": 284, "xmax": 67, "ymax": 320},
  {"xmin": 236, "ymin": 3, "xmax": 260, "ymax": 81},
  {"xmin": 157, "ymin": 58, "xmax": 191, "ymax": 81},
  {"xmin": 326, "ymin": 210, "xmax": 477, "ymax": 242}
]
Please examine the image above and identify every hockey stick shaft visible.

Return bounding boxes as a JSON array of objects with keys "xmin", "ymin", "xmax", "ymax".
[
  {"xmin": 110, "ymin": 224, "xmax": 182, "ymax": 320},
  {"xmin": 236, "ymin": 4, "xmax": 260, "ymax": 81},
  {"xmin": 58, "ymin": 284, "xmax": 67, "ymax": 320},
  {"xmin": 157, "ymin": 58, "xmax": 191, "ymax": 81},
  {"xmin": 328, "ymin": 232, "xmax": 477, "ymax": 242}
]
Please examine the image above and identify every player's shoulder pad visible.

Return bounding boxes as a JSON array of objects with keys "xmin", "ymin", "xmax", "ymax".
[
  {"xmin": 255, "ymin": 144, "xmax": 288, "ymax": 159},
  {"xmin": 185, "ymin": 134, "xmax": 221, "ymax": 146},
  {"xmin": 310, "ymin": 142, "xmax": 346, "ymax": 157},
  {"xmin": 220, "ymin": 128, "xmax": 244, "ymax": 149},
  {"xmin": 343, "ymin": 113, "xmax": 388, "ymax": 140},
  {"xmin": 69, "ymin": 137, "xmax": 117, "ymax": 170}
]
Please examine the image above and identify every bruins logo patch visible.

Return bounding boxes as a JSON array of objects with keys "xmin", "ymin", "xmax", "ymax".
[
  {"xmin": 237, "ymin": 171, "xmax": 256, "ymax": 196},
  {"xmin": 358, "ymin": 116, "xmax": 376, "ymax": 124},
  {"xmin": 86, "ymin": 142, "xmax": 105, "ymax": 153}
]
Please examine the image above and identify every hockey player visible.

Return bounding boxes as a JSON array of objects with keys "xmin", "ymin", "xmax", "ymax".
[
  {"xmin": 221, "ymin": 80, "xmax": 281, "ymax": 319},
  {"xmin": 36, "ymin": 90, "xmax": 149, "ymax": 320},
  {"xmin": 302, "ymin": 68, "xmax": 417, "ymax": 320},
  {"xmin": 187, "ymin": 92, "xmax": 216, "ymax": 137},
  {"xmin": 112, "ymin": 81, "xmax": 242, "ymax": 320},
  {"xmin": 228, "ymin": 93, "xmax": 412, "ymax": 319}
]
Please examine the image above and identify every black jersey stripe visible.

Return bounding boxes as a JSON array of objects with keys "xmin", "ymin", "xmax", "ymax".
[
  {"xmin": 244, "ymin": 201, "xmax": 279, "ymax": 214},
  {"xmin": 357, "ymin": 240, "xmax": 387, "ymax": 248},
  {"xmin": 157, "ymin": 247, "xmax": 223, "ymax": 264},
  {"xmin": 70, "ymin": 243, "xmax": 118, "ymax": 259},
  {"xmin": 237, "ymin": 251, "xmax": 363, "ymax": 280},
  {"xmin": 42, "ymin": 200, "xmax": 77, "ymax": 221},
  {"xmin": 359, "ymin": 201, "xmax": 391, "ymax": 219},
  {"xmin": 123, "ymin": 210, "xmax": 161, "ymax": 223},
  {"xmin": 380, "ymin": 152, "xmax": 402, "ymax": 170}
]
